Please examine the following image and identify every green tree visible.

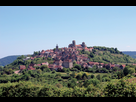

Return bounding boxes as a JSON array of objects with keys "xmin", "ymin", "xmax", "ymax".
[
  {"xmin": 90, "ymin": 74, "xmax": 95, "ymax": 79},
  {"xmin": 82, "ymin": 73, "xmax": 88, "ymax": 81},
  {"xmin": 33, "ymin": 51, "xmax": 39, "ymax": 55},
  {"xmin": 10, "ymin": 68, "xmax": 14, "ymax": 74},
  {"xmin": 37, "ymin": 69, "xmax": 42, "ymax": 74},
  {"xmin": 112, "ymin": 67, "xmax": 119, "ymax": 72},
  {"xmin": 83, "ymin": 79, "xmax": 100, "ymax": 87},
  {"xmin": 0, "ymin": 66, "xmax": 3, "ymax": 71},
  {"xmin": 76, "ymin": 74, "xmax": 82, "ymax": 80},
  {"xmin": 55, "ymin": 73, "xmax": 61, "ymax": 78},
  {"xmin": 96, "ymin": 74, "xmax": 102, "ymax": 82},
  {"xmin": 123, "ymin": 67, "xmax": 130, "ymax": 76},
  {"xmin": 90, "ymin": 52, "xmax": 95, "ymax": 58},
  {"xmin": 62, "ymin": 68, "xmax": 67, "ymax": 72},
  {"xmin": 74, "ymin": 64, "xmax": 82, "ymax": 70},
  {"xmin": 128, "ymin": 68, "xmax": 135, "ymax": 75},
  {"xmin": 104, "ymin": 79, "xmax": 136, "ymax": 97},
  {"xmin": 68, "ymin": 78, "xmax": 77, "ymax": 88},
  {"xmin": 40, "ymin": 65, "xmax": 48, "ymax": 71},
  {"xmin": 73, "ymin": 60, "xmax": 76, "ymax": 66},
  {"xmin": 52, "ymin": 70, "xmax": 56, "ymax": 74},
  {"xmin": 70, "ymin": 72, "xmax": 76, "ymax": 78},
  {"xmin": 55, "ymin": 83, "xmax": 63, "ymax": 88},
  {"xmin": 46, "ymin": 68, "xmax": 51, "ymax": 72}
]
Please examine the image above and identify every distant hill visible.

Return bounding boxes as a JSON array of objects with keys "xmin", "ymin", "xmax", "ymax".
[
  {"xmin": 0, "ymin": 55, "xmax": 21, "ymax": 66},
  {"xmin": 122, "ymin": 51, "xmax": 136, "ymax": 59}
]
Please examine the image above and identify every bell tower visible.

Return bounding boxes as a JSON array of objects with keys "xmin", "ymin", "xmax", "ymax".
[
  {"xmin": 72, "ymin": 40, "xmax": 76, "ymax": 47},
  {"xmin": 82, "ymin": 42, "xmax": 86, "ymax": 48},
  {"xmin": 56, "ymin": 44, "xmax": 59, "ymax": 51}
]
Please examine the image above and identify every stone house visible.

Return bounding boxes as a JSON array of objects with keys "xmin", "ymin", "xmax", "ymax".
[
  {"xmin": 63, "ymin": 59, "xmax": 73, "ymax": 68},
  {"xmin": 54, "ymin": 60, "xmax": 63, "ymax": 66}
]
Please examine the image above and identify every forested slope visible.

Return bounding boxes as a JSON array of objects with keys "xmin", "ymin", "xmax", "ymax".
[
  {"xmin": 0, "ymin": 55, "xmax": 21, "ymax": 66},
  {"xmin": 122, "ymin": 51, "xmax": 136, "ymax": 59}
]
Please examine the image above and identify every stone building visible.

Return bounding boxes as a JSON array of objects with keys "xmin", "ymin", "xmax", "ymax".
[
  {"xmin": 54, "ymin": 60, "xmax": 63, "ymax": 66},
  {"xmin": 62, "ymin": 59, "xmax": 73, "ymax": 68},
  {"xmin": 68, "ymin": 40, "xmax": 76, "ymax": 48}
]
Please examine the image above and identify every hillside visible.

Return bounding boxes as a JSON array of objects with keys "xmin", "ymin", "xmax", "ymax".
[
  {"xmin": 87, "ymin": 46, "xmax": 136, "ymax": 64},
  {"xmin": 0, "ymin": 55, "xmax": 21, "ymax": 66},
  {"xmin": 122, "ymin": 51, "xmax": 136, "ymax": 59},
  {"xmin": 0, "ymin": 45, "xmax": 136, "ymax": 97}
]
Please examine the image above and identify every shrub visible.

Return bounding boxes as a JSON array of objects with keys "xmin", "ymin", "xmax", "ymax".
[
  {"xmin": 55, "ymin": 83, "xmax": 63, "ymax": 88},
  {"xmin": 0, "ymin": 81, "xmax": 40, "ymax": 97},
  {"xmin": 96, "ymin": 74, "xmax": 102, "ymax": 82},
  {"xmin": 52, "ymin": 70, "xmax": 56, "ymax": 74},
  {"xmin": 83, "ymin": 79, "xmax": 100, "ymax": 87},
  {"xmin": 90, "ymin": 74, "xmax": 95, "ymax": 79},
  {"xmin": 104, "ymin": 79, "xmax": 136, "ymax": 97}
]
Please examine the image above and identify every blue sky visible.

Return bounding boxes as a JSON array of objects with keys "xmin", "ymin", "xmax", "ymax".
[{"xmin": 0, "ymin": 6, "xmax": 136, "ymax": 59}]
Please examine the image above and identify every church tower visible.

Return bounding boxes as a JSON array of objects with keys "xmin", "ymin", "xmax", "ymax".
[
  {"xmin": 72, "ymin": 40, "xmax": 76, "ymax": 47},
  {"xmin": 82, "ymin": 42, "xmax": 86, "ymax": 48},
  {"xmin": 56, "ymin": 44, "xmax": 59, "ymax": 51}
]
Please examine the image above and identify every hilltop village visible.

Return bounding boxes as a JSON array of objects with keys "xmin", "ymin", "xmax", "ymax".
[{"xmin": 19, "ymin": 40, "xmax": 136, "ymax": 71}]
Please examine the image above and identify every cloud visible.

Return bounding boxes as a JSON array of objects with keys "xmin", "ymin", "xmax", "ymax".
[{"xmin": 126, "ymin": 46, "xmax": 130, "ymax": 47}]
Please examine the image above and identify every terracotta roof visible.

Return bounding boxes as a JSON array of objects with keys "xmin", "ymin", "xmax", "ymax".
[
  {"xmin": 122, "ymin": 65, "xmax": 126, "ymax": 68},
  {"xmin": 30, "ymin": 57, "xmax": 34, "ymax": 60},
  {"xmin": 111, "ymin": 65, "xmax": 115, "ymax": 68},
  {"xmin": 29, "ymin": 64, "xmax": 35, "ymax": 67},
  {"xmin": 88, "ymin": 62, "xmax": 95, "ymax": 65},
  {"xmin": 34, "ymin": 64, "xmax": 41, "ymax": 66},
  {"xmin": 104, "ymin": 64, "xmax": 109, "ymax": 66},
  {"xmin": 54, "ymin": 65, "xmax": 63, "ymax": 68},
  {"xmin": 100, "ymin": 63, "xmax": 104, "ymax": 65},
  {"xmin": 94, "ymin": 62, "xmax": 99, "ymax": 65},
  {"xmin": 84, "ymin": 47, "xmax": 89, "ymax": 50},
  {"xmin": 89, "ymin": 47, "xmax": 93, "ymax": 49},
  {"xmin": 19, "ymin": 65, "xmax": 26, "ymax": 70},
  {"xmin": 64, "ymin": 59, "xmax": 72, "ymax": 62},
  {"xmin": 76, "ymin": 44, "xmax": 82, "ymax": 47},
  {"xmin": 28, "ymin": 67, "xmax": 35, "ymax": 70}
]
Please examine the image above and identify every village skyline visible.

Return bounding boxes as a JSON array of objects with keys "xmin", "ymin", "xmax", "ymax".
[{"xmin": 0, "ymin": 6, "xmax": 136, "ymax": 59}]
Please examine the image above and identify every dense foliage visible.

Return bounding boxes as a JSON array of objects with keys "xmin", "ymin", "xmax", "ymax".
[
  {"xmin": 0, "ymin": 76, "xmax": 136, "ymax": 97},
  {"xmin": 81, "ymin": 46, "xmax": 136, "ymax": 64},
  {"xmin": 0, "ymin": 46, "xmax": 136, "ymax": 97}
]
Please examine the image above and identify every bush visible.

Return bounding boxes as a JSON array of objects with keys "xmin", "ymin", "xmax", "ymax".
[
  {"xmin": 76, "ymin": 74, "xmax": 82, "ymax": 80},
  {"xmin": 96, "ymin": 74, "xmax": 102, "ymax": 82},
  {"xmin": 52, "ymin": 70, "xmax": 56, "ymax": 74},
  {"xmin": 68, "ymin": 78, "xmax": 77, "ymax": 88},
  {"xmin": 102, "ymin": 77, "xmax": 110, "ymax": 82},
  {"xmin": 55, "ymin": 83, "xmax": 63, "ymax": 88},
  {"xmin": 104, "ymin": 79, "xmax": 136, "ymax": 97},
  {"xmin": 74, "ymin": 64, "xmax": 82, "ymax": 71},
  {"xmin": 83, "ymin": 79, "xmax": 100, "ymax": 87},
  {"xmin": 91, "ymin": 74, "xmax": 95, "ymax": 79},
  {"xmin": 0, "ymin": 81, "xmax": 40, "ymax": 97}
]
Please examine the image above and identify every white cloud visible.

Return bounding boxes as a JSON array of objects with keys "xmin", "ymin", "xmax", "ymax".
[{"xmin": 126, "ymin": 46, "xmax": 130, "ymax": 47}]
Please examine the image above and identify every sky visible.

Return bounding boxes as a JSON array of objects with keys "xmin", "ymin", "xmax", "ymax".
[{"xmin": 0, "ymin": 6, "xmax": 136, "ymax": 59}]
